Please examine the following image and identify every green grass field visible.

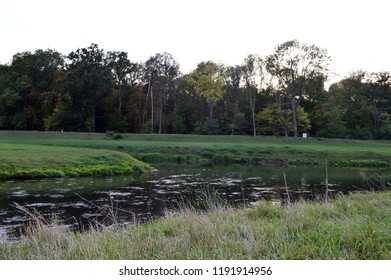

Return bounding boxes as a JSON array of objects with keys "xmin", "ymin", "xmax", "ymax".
[
  {"xmin": 1, "ymin": 131, "xmax": 391, "ymax": 171},
  {"xmin": 0, "ymin": 136, "xmax": 149, "ymax": 179},
  {"xmin": 1, "ymin": 191, "xmax": 390, "ymax": 259}
]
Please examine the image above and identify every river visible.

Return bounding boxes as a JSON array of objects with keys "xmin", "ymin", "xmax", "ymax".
[{"xmin": 0, "ymin": 163, "xmax": 389, "ymax": 239}]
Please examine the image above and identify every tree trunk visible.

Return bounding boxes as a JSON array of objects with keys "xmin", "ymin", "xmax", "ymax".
[
  {"xmin": 92, "ymin": 105, "xmax": 96, "ymax": 132},
  {"xmin": 231, "ymin": 114, "xmax": 236, "ymax": 135},
  {"xmin": 276, "ymin": 93, "xmax": 288, "ymax": 137},
  {"xmin": 118, "ymin": 84, "xmax": 122, "ymax": 113},
  {"xmin": 231, "ymin": 100, "xmax": 239, "ymax": 136},
  {"xmin": 142, "ymin": 86, "xmax": 149, "ymax": 127},
  {"xmin": 370, "ymin": 92, "xmax": 380, "ymax": 133},
  {"xmin": 159, "ymin": 92, "xmax": 163, "ymax": 134},
  {"xmin": 140, "ymin": 88, "xmax": 145, "ymax": 129},
  {"xmin": 250, "ymin": 90, "xmax": 256, "ymax": 136},
  {"xmin": 208, "ymin": 103, "xmax": 214, "ymax": 120},
  {"xmin": 291, "ymin": 97, "xmax": 298, "ymax": 137},
  {"xmin": 279, "ymin": 110, "xmax": 288, "ymax": 138},
  {"xmin": 150, "ymin": 86, "xmax": 154, "ymax": 134}
]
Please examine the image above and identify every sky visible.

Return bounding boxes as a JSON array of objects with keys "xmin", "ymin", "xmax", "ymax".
[{"xmin": 1, "ymin": 0, "xmax": 390, "ymax": 82}]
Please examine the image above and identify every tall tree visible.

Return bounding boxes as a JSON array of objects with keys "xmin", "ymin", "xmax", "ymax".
[
  {"xmin": 365, "ymin": 71, "xmax": 391, "ymax": 137},
  {"xmin": 0, "ymin": 64, "xmax": 19, "ymax": 129},
  {"xmin": 145, "ymin": 52, "xmax": 180, "ymax": 134},
  {"xmin": 187, "ymin": 61, "xmax": 225, "ymax": 120},
  {"xmin": 108, "ymin": 51, "xmax": 131, "ymax": 113},
  {"xmin": 222, "ymin": 65, "xmax": 245, "ymax": 135},
  {"xmin": 172, "ymin": 74, "xmax": 206, "ymax": 134},
  {"xmin": 107, "ymin": 51, "xmax": 144, "ymax": 132},
  {"xmin": 267, "ymin": 87, "xmax": 291, "ymax": 137},
  {"xmin": 266, "ymin": 40, "xmax": 330, "ymax": 137},
  {"xmin": 242, "ymin": 54, "xmax": 265, "ymax": 136},
  {"xmin": 328, "ymin": 72, "xmax": 372, "ymax": 139},
  {"xmin": 47, "ymin": 44, "xmax": 112, "ymax": 132},
  {"xmin": 0, "ymin": 49, "xmax": 63, "ymax": 130},
  {"xmin": 307, "ymin": 86, "xmax": 346, "ymax": 138}
]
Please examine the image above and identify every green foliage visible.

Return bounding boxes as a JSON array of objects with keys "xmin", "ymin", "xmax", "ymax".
[
  {"xmin": 187, "ymin": 61, "xmax": 226, "ymax": 119},
  {"xmin": 106, "ymin": 130, "xmax": 123, "ymax": 139},
  {"xmin": 201, "ymin": 118, "xmax": 221, "ymax": 135},
  {"xmin": 1, "ymin": 42, "xmax": 391, "ymax": 140},
  {"xmin": 256, "ymin": 104, "xmax": 310, "ymax": 136},
  {"xmin": 0, "ymin": 49, "xmax": 63, "ymax": 130},
  {"xmin": 242, "ymin": 54, "xmax": 264, "ymax": 136},
  {"xmin": 297, "ymin": 106, "xmax": 311, "ymax": 133},
  {"xmin": 256, "ymin": 104, "xmax": 291, "ymax": 136},
  {"xmin": 328, "ymin": 72, "xmax": 374, "ymax": 139},
  {"xmin": 56, "ymin": 43, "xmax": 113, "ymax": 132},
  {"xmin": 377, "ymin": 113, "xmax": 391, "ymax": 139},
  {"xmin": 266, "ymin": 40, "xmax": 330, "ymax": 137},
  {"xmin": 199, "ymin": 149, "xmax": 214, "ymax": 158},
  {"xmin": 172, "ymin": 114, "xmax": 186, "ymax": 134},
  {"xmin": 229, "ymin": 112, "xmax": 249, "ymax": 135},
  {"xmin": 107, "ymin": 111, "xmax": 128, "ymax": 133},
  {"xmin": 145, "ymin": 52, "xmax": 181, "ymax": 133},
  {"xmin": 309, "ymin": 97, "xmax": 346, "ymax": 138}
]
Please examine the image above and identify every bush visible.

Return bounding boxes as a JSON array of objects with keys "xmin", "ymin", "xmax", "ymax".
[
  {"xmin": 202, "ymin": 119, "xmax": 221, "ymax": 135},
  {"xmin": 106, "ymin": 131, "xmax": 122, "ymax": 139}
]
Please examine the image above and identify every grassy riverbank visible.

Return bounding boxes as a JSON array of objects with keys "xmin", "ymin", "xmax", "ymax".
[
  {"xmin": 0, "ymin": 142, "xmax": 149, "ymax": 180},
  {"xmin": 1, "ymin": 131, "xmax": 391, "ymax": 167},
  {"xmin": 1, "ymin": 191, "xmax": 390, "ymax": 259}
]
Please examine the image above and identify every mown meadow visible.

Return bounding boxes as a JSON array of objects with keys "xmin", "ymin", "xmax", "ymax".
[
  {"xmin": 2, "ymin": 131, "xmax": 391, "ymax": 173},
  {"xmin": 0, "ymin": 132, "xmax": 153, "ymax": 180}
]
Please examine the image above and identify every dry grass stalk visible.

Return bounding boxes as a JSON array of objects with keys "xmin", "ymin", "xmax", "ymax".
[
  {"xmin": 325, "ymin": 160, "xmax": 329, "ymax": 203},
  {"xmin": 283, "ymin": 172, "xmax": 290, "ymax": 205}
]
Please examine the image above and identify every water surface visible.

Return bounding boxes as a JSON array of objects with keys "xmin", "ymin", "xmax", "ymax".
[{"xmin": 0, "ymin": 164, "xmax": 388, "ymax": 239}]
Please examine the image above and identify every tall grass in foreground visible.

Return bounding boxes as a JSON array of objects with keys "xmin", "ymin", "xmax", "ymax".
[{"xmin": 1, "ymin": 191, "xmax": 390, "ymax": 260}]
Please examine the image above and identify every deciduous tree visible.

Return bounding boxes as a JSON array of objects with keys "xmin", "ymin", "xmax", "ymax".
[
  {"xmin": 0, "ymin": 49, "xmax": 63, "ymax": 130},
  {"xmin": 187, "ymin": 61, "xmax": 225, "ymax": 121},
  {"xmin": 47, "ymin": 44, "xmax": 112, "ymax": 132},
  {"xmin": 242, "ymin": 54, "xmax": 266, "ymax": 136},
  {"xmin": 266, "ymin": 40, "xmax": 330, "ymax": 137}
]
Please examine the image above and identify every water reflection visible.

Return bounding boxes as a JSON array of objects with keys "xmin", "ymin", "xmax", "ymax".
[{"xmin": 0, "ymin": 164, "xmax": 389, "ymax": 238}]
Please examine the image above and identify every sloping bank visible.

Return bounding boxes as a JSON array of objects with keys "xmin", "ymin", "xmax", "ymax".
[
  {"xmin": 0, "ymin": 143, "xmax": 150, "ymax": 180},
  {"xmin": 2, "ymin": 131, "xmax": 391, "ymax": 167}
]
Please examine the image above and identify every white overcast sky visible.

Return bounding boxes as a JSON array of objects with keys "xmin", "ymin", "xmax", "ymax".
[{"xmin": 0, "ymin": 0, "xmax": 390, "ymax": 81}]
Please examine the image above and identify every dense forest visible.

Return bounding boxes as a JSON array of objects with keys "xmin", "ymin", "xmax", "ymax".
[{"xmin": 1, "ymin": 40, "xmax": 390, "ymax": 139}]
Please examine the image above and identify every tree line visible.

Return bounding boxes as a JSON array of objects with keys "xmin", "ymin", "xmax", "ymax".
[{"xmin": 0, "ymin": 41, "xmax": 390, "ymax": 139}]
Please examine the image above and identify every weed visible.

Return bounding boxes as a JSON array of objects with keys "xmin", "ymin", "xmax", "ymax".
[
  {"xmin": 1, "ymin": 191, "xmax": 390, "ymax": 259},
  {"xmin": 181, "ymin": 188, "xmax": 227, "ymax": 211}
]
